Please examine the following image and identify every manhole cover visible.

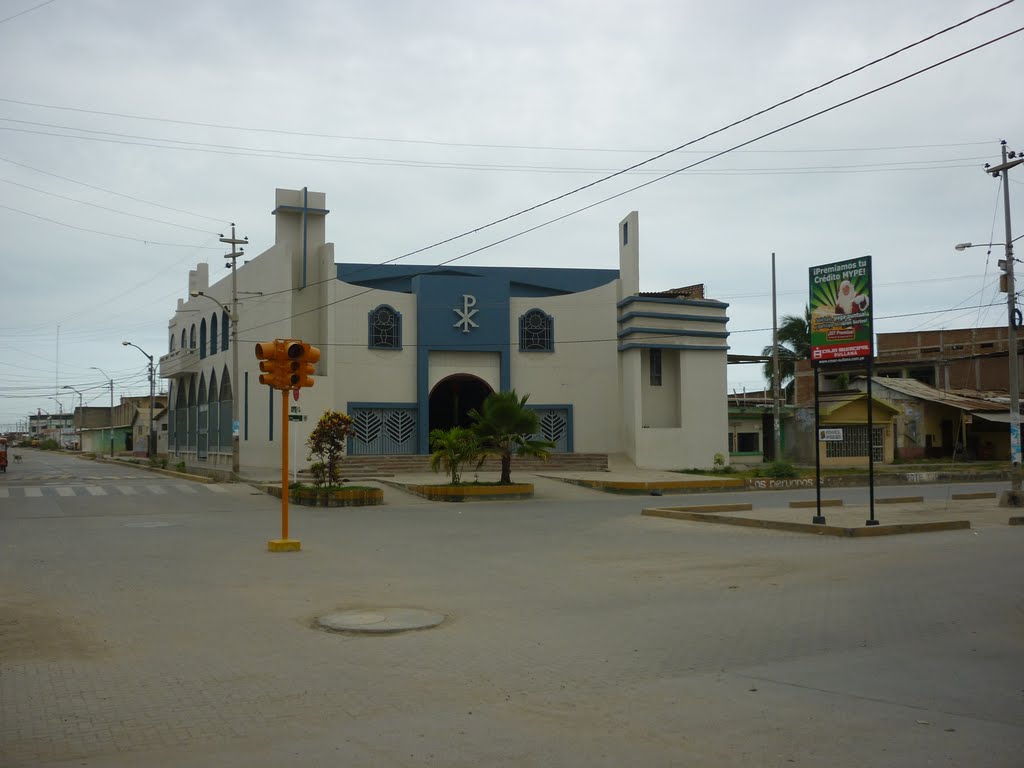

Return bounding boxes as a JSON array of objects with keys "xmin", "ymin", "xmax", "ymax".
[{"xmin": 317, "ymin": 608, "xmax": 445, "ymax": 634}]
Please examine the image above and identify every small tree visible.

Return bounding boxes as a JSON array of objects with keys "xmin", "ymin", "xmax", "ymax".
[
  {"xmin": 469, "ymin": 390, "xmax": 554, "ymax": 485},
  {"xmin": 306, "ymin": 410, "xmax": 355, "ymax": 487},
  {"xmin": 428, "ymin": 427, "xmax": 479, "ymax": 485}
]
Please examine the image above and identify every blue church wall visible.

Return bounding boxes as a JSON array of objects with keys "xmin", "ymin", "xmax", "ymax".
[{"xmin": 413, "ymin": 274, "xmax": 512, "ymax": 453}]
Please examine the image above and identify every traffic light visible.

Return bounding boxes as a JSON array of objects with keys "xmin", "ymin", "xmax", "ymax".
[
  {"xmin": 256, "ymin": 340, "xmax": 289, "ymax": 389},
  {"xmin": 256, "ymin": 339, "xmax": 320, "ymax": 390},
  {"xmin": 286, "ymin": 341, "xmax": 320, "ymax": 389}
]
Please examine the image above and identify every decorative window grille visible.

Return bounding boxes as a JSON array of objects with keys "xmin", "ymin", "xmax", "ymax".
[
  {"xmin": 825, "ymin": 426, "xmax": 884, "ymax": 461},
  {"xmin": 369, "ymin": 305, "xmax": 402, "ymax": 349},
  {"xmin": 350, "ymin": 407, "xmax": 417, "ymax": 454},
  {"xmin": 519, "ymin": 309, "xmax": 553, "ymax": 352},
  {"xmin": 529, "ymin": 407, "xmax": 570, "ymax": 453}
]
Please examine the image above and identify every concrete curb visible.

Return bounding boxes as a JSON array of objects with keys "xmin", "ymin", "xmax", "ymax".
[
  {"xmin": 381, "ymin": 480, "xmax": 534, "ymax": 502},
  {"xmin": 91, "ymin": 456, "xmax": 217, "ymax": 484},
  {"xmin": 542, "ymin": 476, "xmax": 745, "ymax": 495},
  {"xmin": 641, "ymin": 507, "xmax": 971, "ymax": 537}
]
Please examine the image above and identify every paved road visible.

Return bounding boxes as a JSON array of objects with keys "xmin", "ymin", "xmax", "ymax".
[{"xmin": 2, "ymin": 450, "xmax": 1023, "ymax": 766}]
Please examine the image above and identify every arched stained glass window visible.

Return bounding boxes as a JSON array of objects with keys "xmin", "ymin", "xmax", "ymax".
[
  {"xmin": 519, "ymin": 309, "xmax": 554, "ymax": 352},
  {"xmin": 369, "ymin": 305, "xmax": 402, "ymax": 349}
]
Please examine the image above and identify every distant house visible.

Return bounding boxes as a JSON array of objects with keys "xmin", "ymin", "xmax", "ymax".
[
  {"xmin": 75, "ymin": 395, "xmax": 167, "ymax": 456},
  {"xmin": 849, "ymin": 377, "xmax": 1008, "ymax": 461},
  {"xmin": 726, "ymin": 390, "xmax": 792, "ymax": 464}
]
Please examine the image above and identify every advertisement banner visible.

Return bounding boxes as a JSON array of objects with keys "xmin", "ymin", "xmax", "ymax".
[{"xmin": 808, "ymin": 256, "xmax": 872, "ymax": 362}]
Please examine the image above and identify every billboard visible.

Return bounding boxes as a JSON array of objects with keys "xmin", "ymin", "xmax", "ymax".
[{"xmin": 808, "ymin": 256, "xmax": 872, "ymax": 362}]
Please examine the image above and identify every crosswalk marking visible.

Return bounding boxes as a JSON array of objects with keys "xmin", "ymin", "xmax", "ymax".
[{"xmin": 0, "ymin": 484, "xmax": 231, "ymax": 500}]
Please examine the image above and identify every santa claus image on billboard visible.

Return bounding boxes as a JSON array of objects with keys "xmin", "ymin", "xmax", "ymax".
[{"xmin": 834, "ymin": 280, "xmax": 869, "ymax": 315}]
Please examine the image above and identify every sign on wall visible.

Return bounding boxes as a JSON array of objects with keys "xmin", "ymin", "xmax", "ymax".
[{"xmin": 808, "ymin": 256, "xmax": 872, "ymax": 362}]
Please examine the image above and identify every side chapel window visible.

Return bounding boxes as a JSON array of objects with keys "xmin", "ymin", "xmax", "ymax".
[
  {"xmin": 369, "ymin": 305, "xmax": 402, "ymax": 349},
  {"xmin": 519, "ymin": 309, "xmax": 553, "ymax": 352}
]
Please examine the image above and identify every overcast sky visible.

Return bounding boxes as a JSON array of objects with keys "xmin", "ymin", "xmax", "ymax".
[{"xmin": 2, "ymin": 0, "xmax": 1023, "ymax": 427}]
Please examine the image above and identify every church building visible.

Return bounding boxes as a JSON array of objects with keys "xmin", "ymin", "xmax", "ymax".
[{"xmin": 159, "ymin": 188, "xmax": 730, "ymax": 476}]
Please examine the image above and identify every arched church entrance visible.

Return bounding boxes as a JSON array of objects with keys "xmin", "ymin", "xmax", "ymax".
[{"xmin": 429, "ymin": 374, "xmax": 493, "ymax": 433}]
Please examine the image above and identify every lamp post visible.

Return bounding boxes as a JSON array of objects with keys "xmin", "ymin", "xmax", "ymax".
[
  {"xmin": 49, "ymin": 398, "xmax": 65, "ymax": 448},
  {"xmin": 62, "ymin": 385, "xmax": 83, "ymax": 451},
  {"xmin": 90, "ymin": 366, "xmax": 115, "ymax": 457},
  {"xmin": 122, "ymin": 341, "xmax": 156, "ymax": 458}
]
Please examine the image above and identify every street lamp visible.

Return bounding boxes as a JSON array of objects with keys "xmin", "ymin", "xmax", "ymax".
[
  {"xmin": 122, "ymin": 341, "xmax": 156, "ymax": 458},
  {"xmin": 49, "ymin": 398, "xmax": 64, "ymax": 448},
  {"xmin": 90, "ymin": 366, "xmax": 115, "ymax": 457},
  {"xmin": 62, "ymin": 385, "xmax": 83, "ymax": 451}
]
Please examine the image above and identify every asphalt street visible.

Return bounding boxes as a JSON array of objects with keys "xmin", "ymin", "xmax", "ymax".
[{"xmin": 2, "ymin": 449, "xmax": 1022, "ymax": 767}]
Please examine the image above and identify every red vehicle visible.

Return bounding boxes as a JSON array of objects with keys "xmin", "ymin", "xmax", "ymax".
[{"xmin": 0, "ymin": 437, "xmax": 7, "ymax": 472}]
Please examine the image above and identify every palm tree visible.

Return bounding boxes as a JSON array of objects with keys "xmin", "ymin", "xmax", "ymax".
[
  {"xmin": 469, "ymin": 390, "xmax": 554, "ymax": 485},
  {"xmin": 761, "ymin": 305, "xmax": 811, "ymax": 398},
  {"xmin": 428, "ymin": 427, "xmax": 479, "ymax": 486}
]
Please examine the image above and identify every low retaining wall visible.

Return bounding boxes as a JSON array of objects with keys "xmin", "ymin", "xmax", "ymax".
[
  {"xmin": 400, "ymin": 483, "xmax": 534, "ymax": 502},
  {"xmin": 266, "ymin": 486, "xmax": 383, "ymax": 507},
  {"xmin": 642, "ymin": 507, "xmax": 971, "ymax": 537}
]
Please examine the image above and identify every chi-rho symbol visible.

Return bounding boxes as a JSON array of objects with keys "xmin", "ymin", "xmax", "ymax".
[{"xmin": 453, "ymin": 294, "xmax": 479, "ymax": 333}]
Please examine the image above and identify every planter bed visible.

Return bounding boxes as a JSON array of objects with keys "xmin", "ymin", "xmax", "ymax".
[
  {"xmin": 266, "ymin": 486, "xmax": 383, "ymax": 507},
  {"xmin": 402, "ymin": 482, "xmax": 534, "ymax": 502}
]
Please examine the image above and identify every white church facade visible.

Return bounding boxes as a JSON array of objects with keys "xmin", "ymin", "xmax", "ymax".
[{"xmin": 159, "ymin": 188, "xmax": 730, "ymax": 476}]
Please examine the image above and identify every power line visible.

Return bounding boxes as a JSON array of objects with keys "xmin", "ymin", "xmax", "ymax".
[
  {"xmin": 0, "ymin": 203, "xmax": 221, "ymax": 248},
  {"xmin": 0, "ymin": 0, "xmax": 57, "ymax": 26},
  {"xmin": 240, "ymin": 23, "xmax": 1024, "ymax": 336},
  {"xmin": 0, "ymin": 118, "xmax": 994, "ymax": 175},
  {"xmin": 0, "ymin": 177, "xmax": 221, "ymax": 234},
  {"xmin": 0, "ymin": 154, "xmax": 229, "ymax": 223}
]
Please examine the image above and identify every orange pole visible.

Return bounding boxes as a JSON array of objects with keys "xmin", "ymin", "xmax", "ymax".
[{"xmin": 281, "ymin": 387, "xmax": 289, "ymax": 539}]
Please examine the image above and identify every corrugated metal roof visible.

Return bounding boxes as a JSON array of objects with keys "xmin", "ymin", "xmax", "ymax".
[{"xmin": 869, "ymin": 377, "xmax": 1005, "ymax": 412}]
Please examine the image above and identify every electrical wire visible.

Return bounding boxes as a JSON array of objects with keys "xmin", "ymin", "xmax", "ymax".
[{"xmin": 240, "ymin": 24, "xmax": 1024, "ymax": 336}]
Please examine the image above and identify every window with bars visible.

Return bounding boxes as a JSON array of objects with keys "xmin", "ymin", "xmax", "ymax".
[
  {"xmin": 519, "ymin": 309, "xmax": 553, "ymax": 352},
  {"xmin": 369, "ymin": 305, "xmax": 402, "ymax": 349},
  {"xmin": 825, "ymin": 425, "xmax": 884, "ymax": 461}
]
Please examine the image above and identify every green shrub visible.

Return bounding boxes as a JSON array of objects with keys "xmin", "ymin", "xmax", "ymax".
[
  {"xmin": 39, "ymin": 439, "xmax": 60, "ymax": 451},
  {"xmin": 761, "ymin": 459, "xmax": 798, "ymax": 478},
  {"xmin": 175, "ymin": 461, "xmax": 187, "ymax": 474}
]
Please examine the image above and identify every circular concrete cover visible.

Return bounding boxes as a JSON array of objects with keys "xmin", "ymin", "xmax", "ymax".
[{"xmin": 317, "ymin": 608, "xmax": 445, "ymax": 634}]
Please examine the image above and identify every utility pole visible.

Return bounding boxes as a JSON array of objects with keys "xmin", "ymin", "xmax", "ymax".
[
  {"xmin": 987, "ymin": 140, "xmax": 1024, "ymax": 505},
  {"xmin": 220, "ymin": 224, "xmax": 248, "ymax": 477},
  {"xmin": 771, "ymin": 253, "xmax": 782, "ymax": 461}
]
